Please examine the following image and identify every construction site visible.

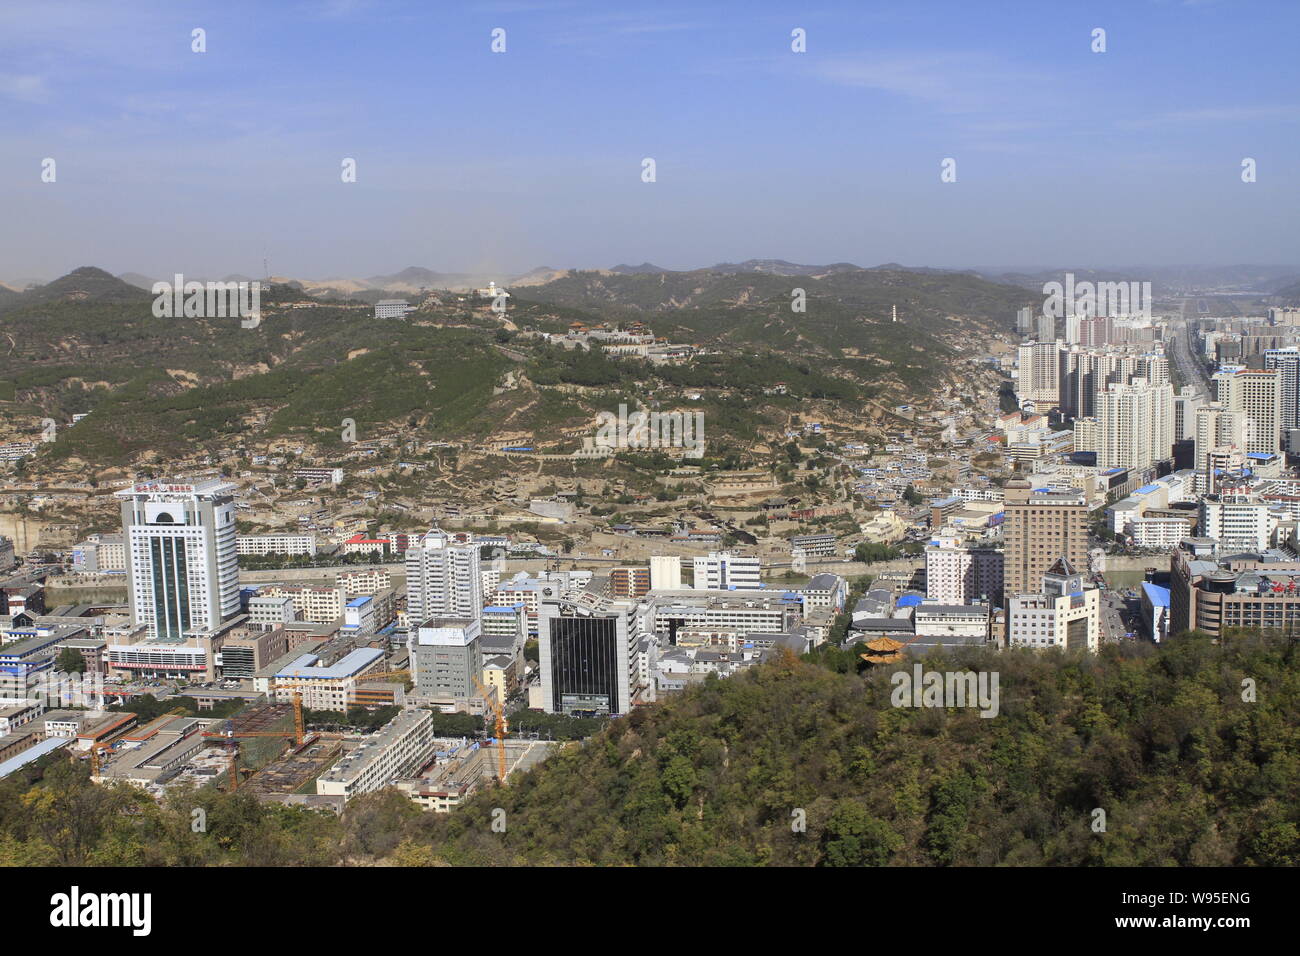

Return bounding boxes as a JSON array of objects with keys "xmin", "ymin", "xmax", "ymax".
[
  {"xmin": 76, "ymin": 684, "xmax": 568, "ymax": 811},
  {"xmin": 394, "ymin": 736, "xmax": 563, "ymax": 812},
  {"xmin": 203, "ymin": 698, "xmax": 363, "ymax": 797},
  {"xmin": 246, "ymin": 737, "xmax": 347, "ymax": 796}
]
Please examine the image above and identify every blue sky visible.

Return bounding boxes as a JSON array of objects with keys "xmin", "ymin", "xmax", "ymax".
[{"xmin": 1, "ymin": 0, "xmax": 1297, "ymax": 281}]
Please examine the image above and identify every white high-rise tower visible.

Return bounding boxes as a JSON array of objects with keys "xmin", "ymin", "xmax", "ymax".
[
  {"xmin": 1214, "ymin": 367, "xmax": 1281, "ymax": 455},
  {"xmin": 1096, "ymin": 378, "xmax": 1174, "ymax": 471},
  {"xmin": 405, "ymin": 529, "xmax": 483, "ymax": 625},
  {"xmin": 115, "ymin": 480, "xmax": 240, "ymax": 640}
]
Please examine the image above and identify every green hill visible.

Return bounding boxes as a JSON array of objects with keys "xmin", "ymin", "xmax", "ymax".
[
  {"xmin": 423, "ymin": 631, "xmax": 1300, "ymax": 866},
  {"xmin": 0, "ymin": 265, "xmax": 1023, "ymax": 470},
  {"xmin": 0, "ymin": 266, "xmax": 149, "ymax": 316},
  {"xmin": 0, "ymin": 629, "xmax": 1294, "ymax": 867}
]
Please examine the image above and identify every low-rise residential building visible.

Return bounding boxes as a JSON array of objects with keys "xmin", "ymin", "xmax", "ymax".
[
  {"xmin": 340, "ymin": 534, "xmax": 389, "ymax": 556},
  {"xmin": 260, "ymin": 585, "xmax": 346, "ymax": 625},
  {"xmin": 1126, "ymin": 513, "xmax": 1197, "ymax": 549},
  {"xmin": 790, "ymin": 533, "xmax": 837, "ymax": 557},
  {"xmin": 70, "ymin": 534, "xmax": 126, "ymax": 572},
  {"xmin": 293, "ymin": 467, "xmax": 344, "ymax": 486},
  {"xmin": 236, "ymin": 534, "xmax": 318, "ymax": 557},
  {"xmin": 337, "ymin": 567, "xmax": 392, "ymax": 597},
  {"xmin": 374, "ymin": 299, "xmax": 414, "ymax": 319},
  {"xmin": 317, "ymin": 707, "xmax": 436, "ymax": 799},
  {"xmin": 273, "ymin": 647, "xmax": 385, "ymax": 711}
]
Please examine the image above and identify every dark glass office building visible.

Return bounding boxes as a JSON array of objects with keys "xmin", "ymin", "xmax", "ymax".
[{"xmin": 540, "ymin": 606, "xmax": 632, "ymax": 716}]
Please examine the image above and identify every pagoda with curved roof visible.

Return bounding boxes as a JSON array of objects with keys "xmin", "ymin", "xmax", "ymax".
[{"xmin": 859, "ymin": 635, "xmax": 905, "ymax": 666}]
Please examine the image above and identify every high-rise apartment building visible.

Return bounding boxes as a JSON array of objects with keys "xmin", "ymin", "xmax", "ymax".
[
  {"xmin": 1016, "ymin": 307, "xmax": 1035, "ymax": 336},
  {"xmin": 1193, "ymin": 403, "xmax": 1247, "ymax": 471},
  {"xmin": 1016, "ymin": 342, "xmax": 1061, "ymax": 410},
  {"xmin": 924, "ymin": 535, "xmax": 1003, "ymax": 605},
  {"xmin": 1264, "ymin": 347, "xmax": 1300, "ymax": 431},
  {"xmin": 1214, "ymin": 367, "xmax": 1281, "ymax": 456},
  {"xmin": 115, "ymin": 480, "xmax": 240, "ymax": 640},
  {"xmin": 1001, "ymin": 481, "xmax": 1089, "ymax": 604},
  {"xmin": 1173, "ymin": 386, "xmax": 1205, "ymax": 442},
  {"xmin": 1071, "ymin": 416, "xmax": 1100, "ymax": 454},
  {"xmin": 1078, "ymin": 315, "xmax": 1113, "ymax": 348},
  {"xmin": 405, "ymin": 529, "xmax": 482, "ymax": 625},
  {"xmin": 1096, "ymin": 378, "xmax": 1174, "ymax": 471},
  {"xmin": 1057, "ymin": 346, "xmax": 1169, "ymax": 421}
]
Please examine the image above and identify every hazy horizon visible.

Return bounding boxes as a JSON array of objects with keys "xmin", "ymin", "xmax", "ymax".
[
  {"xmin": 7, "ymin": 260, "xmax": 1300, "ymax": 290},
  {"xmin": 3, "ymin": 0, "xmax": 1298, "ymax": 280}
]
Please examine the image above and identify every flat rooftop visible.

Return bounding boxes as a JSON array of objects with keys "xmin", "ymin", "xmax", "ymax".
[{"xmin": 276, "ymin": 647, "xmax": 383, "ymax": 680}]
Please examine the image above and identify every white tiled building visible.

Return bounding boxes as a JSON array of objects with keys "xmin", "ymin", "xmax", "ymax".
[
  {"xmin": 692, "ymin": 551, "xmax": 761, "ymax": 590},
  {"xmin": 316, "ymin": 708, "xmax": 436, "ymax": 799},
  {"xmin": 236, "ymin": 534, "xmax": 318, "ymax": 557},
  {"xmin": 924, "ymin": 535, "xmax": 1004, "ymax": 605},
  {"xmin": 1007, "ymin": 558, "xmax": 1100, "ymax": 652}
]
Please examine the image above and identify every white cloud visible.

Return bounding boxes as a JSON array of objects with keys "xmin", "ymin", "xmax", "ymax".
[
  {"xmin": 0, "ymin": 73, "xmax": 49, "ymax": 103},
  {"xmin": 1124, "ymin": 105, "xmax": 1300, "ymax": 128},
  {"xmin": 807, "ymin": 53, "xmax": 1053, "ymax": 114}
]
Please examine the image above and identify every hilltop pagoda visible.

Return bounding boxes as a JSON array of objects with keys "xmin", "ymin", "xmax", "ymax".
[{"xmin": 859, "ymin": 635, "xmax": 905, "ymax": 666}]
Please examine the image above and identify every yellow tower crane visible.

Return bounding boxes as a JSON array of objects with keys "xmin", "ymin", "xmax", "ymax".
[
  {"xmin": 349, "ymin": 669, "xmax": 411, "ymax": 708},
  {"xmin": 200, "ymin": 694, "xmax": 310, "ymax": 792},
  {"xmin": 472, "ymin": 675, "xmax": 509, "ymax": 784}
]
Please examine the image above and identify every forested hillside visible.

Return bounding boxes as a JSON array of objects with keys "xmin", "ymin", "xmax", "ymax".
[
  {"xmin": 0, "ymin": 265, "xmax": 1016, "ymax": 471},
  {"xmin": 1, "ymin": 630, "xmax": 1295, "ymax": 867},
  {"xmin": 422, "ymin": 631, "xmax": 1299, "ymax": 866}
]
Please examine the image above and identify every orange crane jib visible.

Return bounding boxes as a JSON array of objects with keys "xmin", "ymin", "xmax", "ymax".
[{"xmin": 472, "ymin": 676, "xmax": 509, "ymax": 784}]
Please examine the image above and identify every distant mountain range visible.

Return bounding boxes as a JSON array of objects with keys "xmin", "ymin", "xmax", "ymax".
[
  {"xmin": 979, "ymin": 265, "xmax": 1300, "ymax": 297},
  {"xmin": 7, "ymin": 260, "xmax": 1298, "ymax": 304},
  {"xmin": 0, "ymin": 261, "xmax": 1024, "ymax": 470}
]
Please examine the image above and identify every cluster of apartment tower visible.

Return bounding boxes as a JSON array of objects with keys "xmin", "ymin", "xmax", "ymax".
[
  {"xmin": 923, "ymin": 479, "xmax": 1099, "ymax": 652},
  {"xmin": 1017, "ymin": 310, "xmax": 1300, "ymax": 490},
  {"xmin": 101, "ymin": 480, "xmax": 843, "ymax": 719}
]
